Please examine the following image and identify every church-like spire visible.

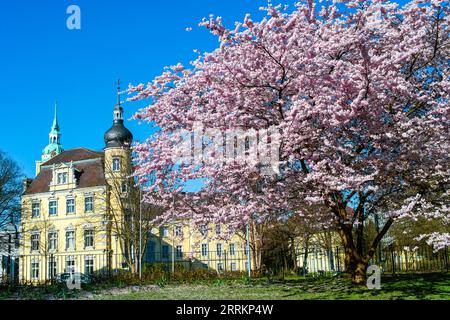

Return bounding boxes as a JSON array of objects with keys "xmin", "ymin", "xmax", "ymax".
[
  {"xmin": 113, "ymin": 79, "xmax": 124, "ymax": 124},
  {"xmin": 42, "ymin": 102, "xmax": 64, "ymax": 162},
  {"xmin": 51, "ymin": 101, "xmax": 60, "ymax": 133},
  {"xmin": 117, "ymin": 79, "xmax": 121, "ymax": 106}
]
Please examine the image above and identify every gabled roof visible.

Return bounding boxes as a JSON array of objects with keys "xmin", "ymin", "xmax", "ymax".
[
  {"xmin": 24, "ymin": 148, "xmax": 106, "ymax": 195},
  {"xmin": 41, "ymin": 148, "xmax": 104, "ymax": 167}
]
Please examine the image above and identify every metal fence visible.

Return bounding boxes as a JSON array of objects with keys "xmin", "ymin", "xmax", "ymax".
[
  {"xmin": 17, "ymin": 249, "xmax": 251, "ymax": 284},
  {"xmin": 295, "ymin": 245, "xmax": 450, "ymax": 274},
  {"xmin": 10, "ymin": 244, "xmax": 450, "ymax": 284}
]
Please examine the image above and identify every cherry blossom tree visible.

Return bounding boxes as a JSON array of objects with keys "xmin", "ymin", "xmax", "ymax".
[{"xmin": 129, "ymin": 0, "xmax": 449, "ymax": 284}]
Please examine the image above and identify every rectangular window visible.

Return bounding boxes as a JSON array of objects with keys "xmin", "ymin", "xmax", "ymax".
[
  {"xmin": 66, "ymin": 199, "xmax": 75, "ymax": 214},
  {"xmin": 175, "ymin": 226, "xmax": 182, "ymax": 237},
  {"xmin": 244, "ymin": 242, "xmax": 249, "ymax": 256},
  {"xmin": 85, "ymin": 257, "xmax": 94, "ymax": 275},
  {"xmin": 57, "ymin": 172, "xmax": 68, "ymax": 184},
  {"xmin": 201, "ymin": 244, "xmax": 208, "ymax": 257},
  {"xmin": 161, "ymin": 227, "xmax": 169, "ymax": 237},
  {"xmin": 216, "ymin": 243, "xmax": 223, "ymax": 257},
  {"xmin": 162, "ymin": 245, "xmax": 169, "ymax": 259},
  {"xmin": 66, "ymin": 231, "xmax": 75, "ymax": 250},
  {"xmin": 217, "ymin": 262, "xmax": 224, "ymax": 272},
  {"xmin": 121, "ymin": 181, "xmax": 128, "ymax": 193},
  {"xmin": 84, "ymin": 229, "xmax": 94, "ymax": 248},
  {"xmin": 84, "ymin": 196, "xmax": 93, "ymax": 212},
  {"xmin": 66, "ymin": 256, "xmax": 75, "ymax": 275},
  {"xmin": 199, "ymin": 225, "xmax": 208, "ymax": 237},
  {"xmin": 229, "ymin": 243, "xmax": 236, "ymax": 256},
  {"xmin": 112, "ymin": 158, "xmax": 121, "ymax": 172},
  {"xmin": 230, "ymin": 262, "xmax": 237, "ymax": 271},
  {"xmin": 175, "ymin": 245, "xmax": 183, "ymax": 259},
  {"xmin": 31, "ymin": 233, "xmax": 40, "ymax": 252},
  {"xmin": 215, "ymin": 225, "xmax": 221, "ymax": 236},
  {"xmin": 32, "ymin": 202, "xmax": 40, "ymax": 218},
  {"xmin": 49, "ymin": 200, "xmax": 57, "ymax": 216},
  {"xmin": 48, "ymin": 258, "xmax": 57, "ymax": 279},
  {"xmin": 48, "ymin": 232, "xmax": 57, "ymax": 251},
  {"xmin": 31, "ymin": 261, "xmax": 40, "ymax": 280}
]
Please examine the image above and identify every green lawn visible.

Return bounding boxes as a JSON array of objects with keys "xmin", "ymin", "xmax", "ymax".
[
  {"xmin": 1, "ymin": 273, "xmax": 448, "ymax": 300},
  {"xmin": 95, "ymin": 273, "xmax": 450, "ymax": 300}
]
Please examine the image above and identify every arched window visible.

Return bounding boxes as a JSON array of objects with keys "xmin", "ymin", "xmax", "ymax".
[{"xmin": 112, "ymin": 158, "xmax": 121, "ymax": 171}]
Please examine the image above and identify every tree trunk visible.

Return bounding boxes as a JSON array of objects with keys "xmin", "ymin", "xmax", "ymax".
[
  {"xmin": 339, "ymin": 222, "xmax": 368, "ymax": 284},
  {"xmin": 302, "ymin": 239, "xmax": 309, "ymax": 276},
  {"xmin": 291, "ymin": 238, "xmax": 298, "ymax": 270}
]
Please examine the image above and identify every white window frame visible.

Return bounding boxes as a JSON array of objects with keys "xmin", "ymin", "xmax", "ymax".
[
  {"xmin": 175, "ymin": 226, "xmax": 182, "ymax": 238},
  {"xmin": 31, "ymin": 260, "xmax": 40, "ymax": 280},
  {"xmin": 199, "ymin": 225, "xmax": 208, "ymax": 237},
  {"xmin": 31, "ymin": 233, "xmax": 40, "ymax": 252},
  {"xmin": 65, "ymin": 230, "xmax": 75, "ymax": 250},
  {"xmin": 66, "ymin": 256, "xmax": 75, "ymax": 275},
  {"xmin": 48, "ymin": 231, "xmax": 57, "ymax": 251},
  {"xmin": 176, "ymin": 245, "xmax": 183, "ymax": 259},
  {"xmin": 161, "ymin": 227, "xmax": 169, "ymax": 237},
  {"xmin": 84, "ymin": 229, "xmax": 94, "ymax": 248},
  {"xmin": 66, "ymin": 198, "xmax": 75, "ymax": 215},
  {"xmin": 31, "ymin": 202, "xmax": 40, "ymax": 218},
  {"xmin": 201, "ymin": 243, "xmax": 208, "ymax": 257},
  {"xmin": 112, "ymin": 158, "xmax": 121, "ymax": 172},
  {"xmin": 229, "ymin": 243, "xmax": 236, "ymax": 256},
  {"xmin": 84, "ymin": 196, "xmax": 93, "ymax": 213},
  {"xmin": 48, "ymin": 257, "xmax": 57, "ymax": 279},
  {"xmin": 85, "ymin": 256, "xmax": 94, "ymax": 275},
  {"xmin": 57, "ymin": 172, "xmax": 68, "ymax": 184},
  {"xmin": 49, "ymin": 200, "xmax": 58, "ymax": 216},
  {"xmin": 216, "ymin": 243, "xmax": 223, "ymax": 257},
  {"xmin": 121, "ymin": 181, "xmax": 128, "ymax": 193}
]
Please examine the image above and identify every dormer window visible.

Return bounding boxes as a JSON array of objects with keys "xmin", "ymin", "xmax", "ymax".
[
  {"xmin": 175, "ymin": 226, "xmax": 182, "ymax": 237},
  {"xmin": 57, "ymin": 172, "xmax": 68, "ymax": 184},
  {"xmin": 112, "ymin": 158, "xmax": 121, "ymax": 172},
  {"xmin": 215, "ymin": 224, "xmax": 222, "ymax": 236},
  {"xmin": 199, "ymin": 225, "xmax": 208, "ymax": 237}
]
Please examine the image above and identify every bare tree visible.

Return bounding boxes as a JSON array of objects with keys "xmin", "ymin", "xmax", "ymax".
[
  {"xmin": 103, "ymin": 157, "xmax": 161, "ymax": 274},
  {"xmin": 0, "ymin": 150, "xmax": 22, "ymax": 230}
]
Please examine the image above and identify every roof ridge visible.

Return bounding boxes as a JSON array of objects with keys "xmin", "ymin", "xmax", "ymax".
[{"xmin": 74, "ymin": 147, "xmax": 103, "ymax": 154}]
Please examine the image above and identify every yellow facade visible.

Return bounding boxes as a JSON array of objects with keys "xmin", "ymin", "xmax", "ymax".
[
  {"xmin": 19, "ymin": 98, "xmax": 252, "ymax": 284},
  {"xmin": 146, "ymin": 223, "xmax": 251, "ymax": 272},
  {"xmin": 20, "ymin": 175, "xmax": 110, "ymax": 283}
]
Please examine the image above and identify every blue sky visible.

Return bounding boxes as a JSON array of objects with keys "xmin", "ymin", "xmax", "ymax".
[
  {"xmin": 0, "ymin": 0, "xmax": 407, "ymax": 178},
  {"xmin": 0, "ymin": 0, "xmax": 287, "ymax": 177}
]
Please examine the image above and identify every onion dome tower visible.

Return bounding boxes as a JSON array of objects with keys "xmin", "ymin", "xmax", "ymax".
[{"xmin": 104, "ymin": 80, "xmax": 133, "ymax": 149}]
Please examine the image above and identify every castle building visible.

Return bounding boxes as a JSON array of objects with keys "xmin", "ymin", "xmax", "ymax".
[{"xmin": 19, "ymin": 85, "xmax": 250, "ymax": 283}]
